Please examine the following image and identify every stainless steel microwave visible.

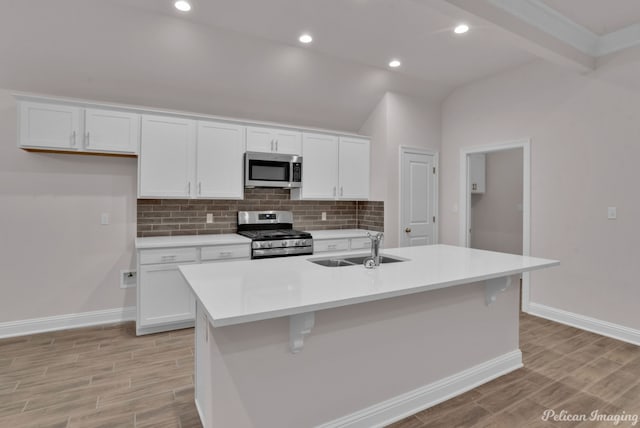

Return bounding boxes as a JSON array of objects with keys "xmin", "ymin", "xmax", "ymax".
[{"xmin": 244, "ymin": 152, "xmax": 302, "ymax": 188}]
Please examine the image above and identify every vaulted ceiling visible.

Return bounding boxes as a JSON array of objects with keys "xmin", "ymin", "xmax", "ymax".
[{"xmin": 1, "ymin": 0, "xmax": 638, "ymax": 132}]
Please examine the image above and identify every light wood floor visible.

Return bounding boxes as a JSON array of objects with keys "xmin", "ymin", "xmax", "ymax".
[{"xmin": 1, "ymin": 313, "xmax": 639, "ymax": 428}]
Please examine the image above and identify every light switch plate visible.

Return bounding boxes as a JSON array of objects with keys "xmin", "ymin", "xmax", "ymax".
[
  {"xmin": 206, "ymin": 213, "xmax": 213, "ymax": 223},
  {"xmin": 607, "ymin": 207, "xmax": 617, "ymax": 219},
  {"xmin": 321, "ymin": 212, "xmax": 327, "ymax": 221}
]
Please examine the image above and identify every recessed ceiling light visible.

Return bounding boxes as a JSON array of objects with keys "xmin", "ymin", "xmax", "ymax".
[
  {"xmin": 454, "ymin": 24, "xmax": 469, "ymax": 34},
  {"xmin": 174, "ymin": 0, "xmax": 192, "ymax": 12},
  {"xmin": 299, "ymin": 34, "xmax": 313, "ymax": 44},
  {"xmin": 388, "ymin": 59, "xmax": 401, "ymax": 68}
]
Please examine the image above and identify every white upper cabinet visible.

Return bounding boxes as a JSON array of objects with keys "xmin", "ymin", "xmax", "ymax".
[
  {"xmin": 19, "ymin": 101, "xmax": 82, "ymax": 150},
  {"xmin": 293, "ymin": 133, "xmax": 370, "ymax": 201},
  {"xmin": 139, "ymin": 115, "xmax": 245, "ymax": 199},
  {"xmin": 18, "ymin": 101, "xmax": 140, "ymax": 154},
  {"xmin": 338, "ymin": 136, "xmax": 370, "ymax": 200},
  {"xmin": 139, "ymin": 115, "xmax": 195, "ymax": 198},
  {"xmin": 469, "ymin": 153, "xmax": 486, "ymax": 194},
  {"xmin": 298, "ymin": 133, "xmax": 339, "ymax": 199},
  {"xmin": 196, "ymin": 121, "xmax": 244, "ymax": 199},
  {"xmin": 246, "ymin": 126, "xmax": 302, "ymax": 155},
  {"xmin": 84, "ymin": 108, "xmax": 139, "ymax": 154}
]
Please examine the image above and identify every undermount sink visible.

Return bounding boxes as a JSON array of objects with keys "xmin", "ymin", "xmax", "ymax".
[{"xmin": 309, "ymin": 253, "xmax": 407, "ymax": 267}]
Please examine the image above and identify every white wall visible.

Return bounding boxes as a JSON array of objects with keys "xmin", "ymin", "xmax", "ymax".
[
  {"xmin": 0, "ymin": 90, "xmax": 137, "ymax": 323},
  {"xmin": 360, "ymin": 92, "xmax": 441, "ymax": 247},
  {"xmin": 440, "ymin": 58, "xmax": 640, "ymax": 331},
  {"xmin": 471, "ymin": 149, "xmax": 523, "ymax": 255}
]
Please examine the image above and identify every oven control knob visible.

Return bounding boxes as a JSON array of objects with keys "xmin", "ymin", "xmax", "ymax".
[
  {"xmin": 265, "ymin": 242, "xmax": 273, "ymax": 248},
  {"xmin": 281, "ymin": 241, "xmax": 288, "ymax": 247}
]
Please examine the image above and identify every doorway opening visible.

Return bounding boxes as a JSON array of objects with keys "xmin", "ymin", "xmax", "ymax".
[{"xmin": 459, "ymin": 139, "xmax": 531, "ymax": 311}]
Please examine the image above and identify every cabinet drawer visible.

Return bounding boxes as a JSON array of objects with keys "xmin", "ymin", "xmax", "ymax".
[
  {"xmin": 139, "ymin": 247, "xmax": 198, "ymax": 265},
  {"xmin": 350, "ymin": 237, "xmax": 372, "ymax": 251},
  {"xmin": 201, "ymin": 244, "xmax": 250, "ymax": 261},
  {"xmin": 314, "ymin": 239, "xmax": 349, "ymax": 253}
]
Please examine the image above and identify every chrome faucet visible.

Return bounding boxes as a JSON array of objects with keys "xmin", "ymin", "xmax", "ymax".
[{"xmin": 363, "ymin": 232, "xmax": 384, "ymax": 268}]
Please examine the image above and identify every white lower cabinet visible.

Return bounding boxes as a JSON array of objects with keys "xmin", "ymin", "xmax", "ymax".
[
  {"xmin": 136, "ymin": 243, "xmax": 250, "ymax": 335},
  {"xmin": 138, "ymin": 262, "xmax": 196, "ymax": 333},
  {"xmin": 313, "ymin": 236, "xmax": 375, "ymax": 253}
]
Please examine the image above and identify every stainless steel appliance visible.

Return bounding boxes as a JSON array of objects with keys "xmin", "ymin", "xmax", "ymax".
[
  {"xmin": 237, "ymin": 211, "xmax": 313, "ymax": 259},
  {"xmin": 244, "ymin": 152, "xmax": 302, "ymax": 188}
]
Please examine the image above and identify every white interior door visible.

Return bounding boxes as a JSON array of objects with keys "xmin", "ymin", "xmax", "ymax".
[{"xmin": 400, "ymin": 149, "xmax": 436, "ymax": 247}]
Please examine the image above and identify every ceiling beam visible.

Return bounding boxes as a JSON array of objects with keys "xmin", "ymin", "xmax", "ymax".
[{"xmin": 442, "ymin": 0, "xmax": 595, "ymax": 73}]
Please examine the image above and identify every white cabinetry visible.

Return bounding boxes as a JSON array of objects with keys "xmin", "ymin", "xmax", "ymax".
[
  {"xmin": 136, "ymin": 242, "xmax": 250, "ymax": 335},
  {"xmin": 298, "ymin": 133, "xmax": 339, "ymax": 199},
  {"xmin": 313, "ymin": 237, "xmax": 373, "ymax": 253},
  {"xmin": 293, "ymin": 133, "xmax": 370, "ymax": 201},
  {"xmin": 246, "ymin": 126, "xmax": 302, "ymax": 155},
  {"xmin": 139, "ymin": 115, "xmax": 195, "ymax": 198},
  {"xmin": 196, "ymin": 121, "xmax": 244, "ymax": 199},
  {"xmin": 19, "ymin": 101, "xmax": 82, "ymax": 150},
  {"xmin": 139, "ymin": 116, "xmax": 244, "ymax": 199},
  {"xmin": 338, "ymin": 136, "xmax": 370, "ymax": 200},
  {"xmin": 18, "ymin": 101, "xmax": 139, "ymax": 154},
  {"xmin": 84, "ymin": 108, "xmax": 140, "ymax": 154},
  {"xmin": 137, "ymin": 247, "xmax": 198, "ymax": 335},
  {"xmin": 468, "ymin": 154, "xmax": 486, "ymax": 194}
]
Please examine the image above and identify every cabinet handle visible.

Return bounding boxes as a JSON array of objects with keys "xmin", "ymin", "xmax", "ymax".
[
  {"xmin": 219, "ymin": 251, "xmax": 233, "ymax": 257},
  {"xmin": 405, "ymin": 228, "xmax": 412, "ymax": 233},
  {"xmin": 333, "ymin": 186, "xmax": 337, "ymax": 196},
  {"xmin": 340, "ymin": 186, "xmax": 344, "ymax": 196},
  {"xmin": 472, "ymin": 183, "xmax": 477, "ymax": 191},
  {"xmin": 198, "ymin": 182, "xmax": 202, "ymax": 195},
  {"xmin": 275, "ymin": 140, "xmax": 278, "ymax": 152},
  {"xmin": 71, "ymin": 131, "xmax": 76, "ymax": 146},
  {"xmin": 160, "ymin": 255, "xmax": 177, "ymax": 261},
  {"xmin": 270, "ymin": 140, "xmax": 274, "ymax": 151},
  {"xmin": 188, "ymin": 182, "xmax": 191, "ymax": 194},
  {"xmin": 85, "ymin": 132, "xmax": 90, "ymax": 146},
  {"xmin": 328, "ymin": 244, "xmax": 337, "ymax": 249}
]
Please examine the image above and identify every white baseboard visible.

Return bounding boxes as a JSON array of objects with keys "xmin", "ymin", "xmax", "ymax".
[
  {"xmin": 527, "ymin": 302, "xmax": 640, "ymax": 346},
  {"xmin": 0, "ymin": 306, "xmax": 137, "ymax": 339},
  {"xmin": 318, "ymin": 350, "xmax": 523, "ymax": 428}
]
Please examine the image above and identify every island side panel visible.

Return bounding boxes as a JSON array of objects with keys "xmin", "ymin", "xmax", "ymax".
[{"xmin": 196, "ymin": 277, "xmax": 520, "ymax": 428}]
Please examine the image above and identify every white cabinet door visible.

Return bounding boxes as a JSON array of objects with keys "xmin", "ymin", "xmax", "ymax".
[
  {"xmin": 246, "ymin": 126, "xmax": 275, "ymax": 153},
  {"xmin": 300, "ymin": 133, "xmax": 339, "ymax": 199},
  {"xmin": 468, "ymin": 154, "xmax": 486, "ymax": 194},
  {"xmin": 84, "ymin": 108, "xmax": 140, "ymax": 154},
  {"xmin": 196, "ymin": 121, "xmax": 244, "ymax": 199},
  {"xmin": 246, "ymin": 126, "xmax": 302, "ymax": 155},
  {"xmin": 313, "ymin": 239, "xmax": 350, "ymax": 253},
  {"xmin": 138, "ymin": 263, "xmax": 196, "ymax": 329},
  {"xmin": 139, "ymin": 115, "xmax": 195, "ymax": 198},
  {"xmin": 19, "ymin": 101, "xmax": 82, "ymax": 150},
  {"xmin": 338, "ymin": 137, "xmax": 370, "ymax": 200},
  {"xmin": 273, "ymin": 129, "xmax": 302, "ymax": 155}
]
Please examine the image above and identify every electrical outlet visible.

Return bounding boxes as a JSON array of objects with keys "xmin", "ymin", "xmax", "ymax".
[
  {"xmin": 321, "ymin": 212, "xmax": 327, "ymax": 221},
  {"xmin": 101, "ymin": 213, "xmax": 110, "ymax": 225},
  {"xmin": 206, "ymin": 213, "xmax": 214, "ymax": 223},
  {"xmin": 120, "ymin": 270, "xmax": 137, "ymax": 288},
  {"xmin": 607, "ymin": 207, "xmax": 617, "ymax": 220}
]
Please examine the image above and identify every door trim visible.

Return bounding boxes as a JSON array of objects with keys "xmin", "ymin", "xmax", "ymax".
[
  {"xmin": 399, "ymin": 146, "xmax": 439, "ymax": 247},
  {"xmin": 458, "ymin": 139, "xmax": 531, "ymax": 311}
]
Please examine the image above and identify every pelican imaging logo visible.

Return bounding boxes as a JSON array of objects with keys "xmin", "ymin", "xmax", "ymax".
[{"xmin": 541, "ymin": 409, "xmax": 639, "ymax": 426}]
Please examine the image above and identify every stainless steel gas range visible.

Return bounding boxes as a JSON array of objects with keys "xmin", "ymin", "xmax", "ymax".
[{"xmin": 237, "ymin": 211, "xmax": 313, "ymax": 259}]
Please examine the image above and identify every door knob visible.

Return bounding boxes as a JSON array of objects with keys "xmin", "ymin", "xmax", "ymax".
[{"xmin": 405, "ymin": 227, "xmax": 412, "ymax": 233}]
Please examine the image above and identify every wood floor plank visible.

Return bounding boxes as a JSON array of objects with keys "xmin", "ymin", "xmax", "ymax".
[{"xmin": 1, "ymin": 313, "xmax": 638, "ymax": 428}]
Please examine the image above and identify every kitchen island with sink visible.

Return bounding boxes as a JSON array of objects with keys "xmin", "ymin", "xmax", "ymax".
[{"xmin": 179, "ymin": 244, "xmax": 558, "ymax": 428}]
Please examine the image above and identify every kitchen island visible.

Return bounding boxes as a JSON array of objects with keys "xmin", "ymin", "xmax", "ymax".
[{"xmin": 180, "ymin": 244, "xmax": 558, "ymax": 428}]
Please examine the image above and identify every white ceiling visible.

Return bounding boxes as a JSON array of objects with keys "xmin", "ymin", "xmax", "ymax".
[
  {"xmin": 111, "ymin": 0, "xmax": 534, "ymax": 90},
  {"xmin": 540, "ymin": 0, "xmax": 640, "ymax": 35},
  {"xmin": 3, "ymin": 0, "xmax": 637, "ymax": 133}
]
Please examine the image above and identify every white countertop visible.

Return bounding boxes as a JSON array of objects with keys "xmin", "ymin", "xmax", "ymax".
[
  {"xmin": 180, "ymin": 245, "xmax": 559, "ymax": 327},
  {"xmin": 135, "ymin": 234, "xmax": 251, "ymax": 249},
  {"xmin": 307, "ymin": 229, "xmax": 378, "ymax": 240}
]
